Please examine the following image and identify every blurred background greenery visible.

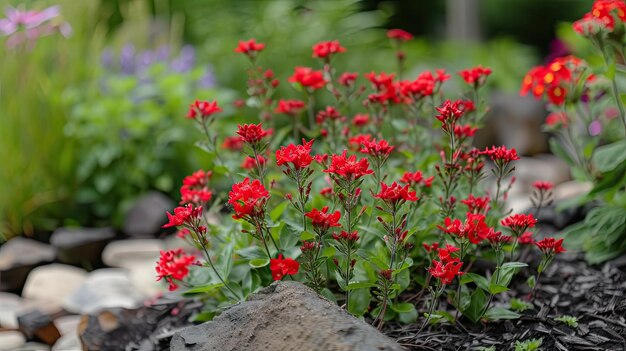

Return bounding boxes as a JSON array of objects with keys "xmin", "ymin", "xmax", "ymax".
[{"xmin": 0, "ymin": 0, "xmax": 592, "ymax": 240}]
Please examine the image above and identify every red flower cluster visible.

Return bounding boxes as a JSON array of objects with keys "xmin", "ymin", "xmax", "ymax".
[
  {"xmin": 324, "ymin": 150, "xmax": 374, "ymax": 180},
  {"xmin": 180, "ymin": 170, "xmax": 213, "ymax": 205},
  {"xmin": 352, "ymin": 113, "xmax": 369, "ymax": 127},
  {"xmin": 535, "ymin": 237, "xmax": 566, "ymax": 255},
  {"xmin": 545, "ymin": 112, "xmax": 568, "ymax": 127},
  {"xmin": 387, "ymin": 29, "xmax": 413, "ymax": 41},
  {"xmin": 236, "ymin": 123, "xmax": 271, "ymax": 145},
  {"xmin": 241, "ymin": 155, "xmax": 267, "ymax": 170},
  {"xmin": 400, "ymin": 70, "xmax": 450, "ymax": 101},
  {"xmin": 365, "ymin": 71, "xmax": 402, "ymax": 105},
  {"xmin": 481, "ymin": 145, "xmax": 520, "ymax": 163},
  {"xmin": 222, "ymin": 136, "xmax": 245, "ymax": 151},
  {"xmin": 187, "ymin": 100, "xmax": 222, "ymax": 120},
  {"xmin": 374, "ymin": 182, "xmax": 418, "ymax": 206},
  {"xmin": 270, "ymin": 254, "xmax": 300, "ymax": 280},
  {"xmin": 306, "ymin": 206, "xmax": 341, "ymax": 233},
  {"xmin": 428, "ymin": 244, "xmax": 464, "ymax": 285},
  {"xmin": 155, "ymin": 248, "xmax": 196, "ymax": 291},
  {"xmin": 520, "ymin": 56, "xmax": 586, "ymax": 105},
  {"xmin": 332, "ymin": 230, "xmax": 359, "ymax": 242},
  {"xmin": 339, "ymin": 72, "xmax": 358, "ymax": 86},
  {"xmin": 288, "ymin": 67, "xmax": 327, "ymax": 90},
  {"xmin": 461, "ymin": 194, "xmax": 490, "ymax": 214},
  {"xmin": 275, "ymin": 139, "xmax": 314, "ymax": 169},
  {"xmin": 454, "ymin": 124, "xmax": 478, "ymax": 142},
  {"xmin": 228, "ymin": 178, "xmax": 270, "ymax": 220},
  {"xmin": 481, "ymin": 228, "xmax": 511, "ymax": 246},
  {"xmin": 519, "ymin": 231, "xmax": 535, "ymax": 245},
  {"xmin": 533, "ymin": 181, "xmax": 554, "ymax": 191},
  {"xmin": 458, "ymin": 65, "xmax": 492, "ymax": 89},
  {"xmin": 436, "ymin": 243, "xmax": 460, "ymax": 263},
  {"xmin": 312, "ymin": 40, "xmax": 346, "ymax": 59},
  {"xmin": 348, "ymin": 134, "xmax": 371, "ymax": 149},
  {"xmin": 359, "ymin": 138, "xmax": 395, "ymax": 157},
  {"xmin": 316, "ymin": 106, "xmax": 342, "ymax": 124},
  {"xmin": 234, "ymin": 38, "xmax": 265, "ymax": 55},
  {"xmin": 435, "ymin": 100, "xmax": 466, "ymax": 133},
  {"xmin": 438, "ymin": 213, "xmax": 491, "ymax": 244},
  {"xmin": 162, "ymin": 204, "xmax": 203, "ymax": 228},
  {"xmin": 275, "ymin": 99, "xmax": 305, "ymax": 116},
  {"xmin": 573, "ymin": 0, "xmax": 626, "ymax": 35},
  {"xmin": 423, "ymin": 242, "xmax": 440, "ymax": 254},
  {"xmin": 501, "ymin": 213, "xmax": 537, "ymax": 235},
  {"xmin": 400, "ymin": 171, "xmax": 434, "ymax": 188}
]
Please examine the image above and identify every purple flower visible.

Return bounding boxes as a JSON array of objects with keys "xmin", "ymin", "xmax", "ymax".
[{"xmin": 588, "ymin": 120, "xmax": 602, "ymax": 136}]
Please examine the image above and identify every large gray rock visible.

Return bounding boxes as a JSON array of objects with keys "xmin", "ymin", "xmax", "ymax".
[
  {"xmin": 0, "ymin": 237, "xmax": 56, "ymax": 292},
  {"xmin": 122, "ymin": 191, "xmax": 175, "ymax": 237},
  {"xmin": 50, "ymin": 227, "xmax": 115, "ymax": 266},
  {"xmin": 170, "ymin": 281, "xmax": 404, "ymax": 351}
]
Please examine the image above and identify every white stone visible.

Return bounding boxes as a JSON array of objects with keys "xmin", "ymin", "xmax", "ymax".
[
  {"xmin": 0, "ymin": 292, "xmax": 21, "ymax": 329},
  {"xmin": 51, "ymin": 333, "xmax": 81, "ymax": 351},
  {"xmin": 0, "ymin": 331, "xmax": 25, "ymax": 351},
  {"xmin": 53, "ymin": 315, "xmax": 81, "ymax": 336},
  {"xmin": 21, "ymin": 264, "xmax": 87, "ymax": 308},
  {"xmin": 102, "ymin": 239, "xmax": 164, "ymax": 268},
  {"xmin": 554, "ymin": 180, "xmax": 593, "ymax": 201}
]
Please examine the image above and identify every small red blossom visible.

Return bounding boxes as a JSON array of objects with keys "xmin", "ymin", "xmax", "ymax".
[
  {"xmin": 348, "ymin": 134, "xmax": 372, "ymax": 149},
  {"xmin": 359, "ymin": 138, "xmax": 395, "ymax": 157},
  {"xmin": 312, "ymin": 40, "xmax": 346, "ymax": 59},
  {"xmin": 480, "ymin": 228, "xmax": 511, "ymax": 246},
  {"xmin": 305, "ymin": 206, "xmax": 341, "ymax": 233},
  {"xmin": 324, "ymin": 150, "xmax": 374, "ymax": 180},
  {"xmin": 535, "ymin": 237, "xmax": 566, "ymax": 255},
  {"xmin": 155, "ymin": 249, "xmax": 196, "ymax": 291},
  {"xmin": 533, "ymin": 181, "xmax": 554, "ymax": 191},
  {"xmin": 518, "ymin": 231, "xmax": 535, "ymax": 245},
  {"xmin": 454, "ymin": 124, "xmax": 478, "ymax": 141},
  {"xmin": 545, "ymin": 112, "xmax": 568, "ymax": 127},
  {"xmin": 222, "ymin": 135, "xmax": 245, "ymax": 151},
  {"xmin": 241, "ymin": 155, "xmax": 267, "ymax": 170},
  {"xmin": 234, "ymin": 38, "xmax": 265, "ymax": 54},
  {"xmin": 162, "ymin": 204, "xmax": 203, "ymax": 228},
  {"xmin": 481, "ymin": 145, "xmax": 520, "ymax": 163},
  {"xmin": 458, "ymin": 65, "xmax": 492, "ymax": 88},
  {"xmin": 399, "ymin": 171, "xmax": 434, "ymax": 189},
  {"xmin": 352, "ymin": 113, "xmax": 370, "ymax": 127},
  {"xmin": 275, "ymin": 99, "xmax": 305, "ymax": 116},
  {"xmin": 332, "ymin": 230, "xmax": 359, "ymax": 242},
  {"xmin": 236, "ymin": 123, "xmax": 271, "ymax": 144},
  {"xmin": 574, "ymin": 0, "xmax": 626, "ymax": 35},
  {"xmin": 461, "ymin": 194, "xmax": 490, "ymax": 214},
  {"xmin": 374, "ymin": 182, "xmax": 418, "ymax": 205},
  {"xmin": 435, "ymin": 100, "xmax": 466, "ymax": 133},
  {"xmin": 187, "ymin": 100, "xmax": 222, "ymax": 119},
  {"xmin": 423, "ymin": 242, "xmax": 440, "ymax": 253},
  {"xmin": 180, "ymin": 170, "xmax": 213, "ymax": 205},
  {"xmin": 228, "ymin": 178, "xmax": 270, "ymax": 220},
  {"xmin": 438, "ymin": 213, "xmax": 490, "ymax": 244},
  {"xmin": 437, "ymin": 244, "xmax": 460, "ymax": 264},
  {"xmin": 270, "ymin": 254, "xmax": 300, "ymax": 280},
  {"xmin": 501, "ymin": 213, "xmax": 537, "ymax": 235},
  {"xmin": 288, "ymin": 67, "xmax": 327, "ymax": 90},
  {"xmin": 275, "ymin": 139, "xmax": 314, "ymax": 169},
  {"xmin": 387, "ymin": 29, "xmax": 413, "ymax": 41},
  {"xmin": 316, "ymin": 106, "xmax": 342, "ymax": 124},
  {"xmin": 520, "ymin": 56, "xmax": 586, "ymax": 105},
  {"xmin": 339, "ymin": 72, "xmax": 358, "ymax": 86},
  {"xmin": 428, "ymin": 259, "xmax": 463, "ymax": 285}
]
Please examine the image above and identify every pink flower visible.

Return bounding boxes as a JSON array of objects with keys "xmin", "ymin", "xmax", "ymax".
[{"xmin": 533, "ymin": 181, "xmax": 554, "ymax": 191}]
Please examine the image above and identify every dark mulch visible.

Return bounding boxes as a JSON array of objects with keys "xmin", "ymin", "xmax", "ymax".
[{"xmin": 385, "ymin": 253, "xmax": 626, "ymax": 351}]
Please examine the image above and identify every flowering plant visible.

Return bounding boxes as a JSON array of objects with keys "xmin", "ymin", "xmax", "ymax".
[{"xmin": 155, "ymin": 30, "xmax": 570, "ymax": 332}]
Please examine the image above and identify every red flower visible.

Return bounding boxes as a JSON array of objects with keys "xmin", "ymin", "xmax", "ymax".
[
  {"xmin": 428, "ymin": 259, "xmax": 463, "ymax": 285},
  {"xmin": 241, "ymin": 155, "xmax": 267, "ymax": 170},
  {"xmin": 481, "ymin": 145, "xmax": 520, "ymax": 163},
  {"xmin": 234, "ymin": 38, "xmax": 265, "ymax": 54},
  {"xmin": 454, "ymin": 124, "xmax": 478, "ymax": 140},
  {"xmin": 316, "ymin": 106, "xmax": 342, "ymax": 124},
  {"xmin": 423, "ymin": 242, "xmax": 440, "ymax": 253},
  {"xmin": 155, "ymin": 248, "xmax": 196, "ymax": 291},
  {"xmin": 324, "ymin": 150, "xmax": 374, "ymax": 180},
  {"xmin": 480, "ymin": 228, "xmax": 511, "ymax": 246},
  {"xmin": 180, "ymin": 170, "xmax": 213, "ymax": 205},
  {"xmin": 387, "ymin": 29, "xmax": 413, "ymax": 41},
  {"xmin": 187, "ymin": 100, "xmax": 222, "ymax": 119},
  {"xmin": 352, "ymin": 113, "xmax": 370, "ymax": 127},
  {"xmin": 438, "ymin": 213, "xmax": 490, "ymax": 244},
  {"xmin": 399, "ymin": 171, "xmax": 434, "ymax": 189},
  {"xmin": 533, "ymin": 181, "xmax": 554, "ymax": 191},
  {"xmin": 228, "ymin": 178, "xmax": 270, "ymax": 220},
  {"xmin": 348, "ymin": 134, "xmax": 372, "ymax": 149},
  {"xmin": 339, "ymin": 72, "xmax": 358, "ymax": 86},
  {"xmin": 437, "ymin": 244, "xmax": 460, "ymax": 264},
  {"xmin": 305, "ymin": 206, "xmax": 341, "ymax": 232},
  {"xmin": 270, "ymin": 254, "xmax": 300, "ymax": 280},
  {"xmin": 312, "ymin": 40, "xmax": 346, "ymax": 59},
  {"xmin": 461, "ymin": 194, "xmax": 490, "ymax": 214},
  {"xmin": 573, "ymin": 0, "xmax": 626, "ymax": 35},
  {"xmin": 501, "ymin": 213, "xmax": 537, "ymax": 235},
  {"xmin": 275, "ymin": 99, "xmax": 305, "ymax": 116},
  {"xmin": 163, "ymin": 204, "xmax": 203, "ymax": 228},
  {"xmin": 359, "ymin": 138, "xmax": 395, "ymax": 157},
  {"xmin": 573, "ymin": 13, "xmax": 609, "ymax": 35},
  {"xmin": 332, "ymin": 230, "xmax": 359, "ymax": 242},
  {"xmin": 374, "ymin": 182, "xmax": 418, "ymax": 205},
  {"xmin": 236, "ymin": 123, "xmax": 271, "ymax": 145},
  {"xmin": 535, "ymin": 237, "xmax": 566, "ymax": 255},
  {"xmin": 288, "ymin": 67, "xmax": 327, "ymax": 90},
  {"xmin": 435, "ymin": 100, "xmax": 466, "ymax": 133},
  {"xmin": 518, "ymin": 231, "xmax": 535, "ymax": 245},
  {"xmin": 458, "ymin": 65, "xmax": 492, "ymax": 88},
  {"xmin": 275, "ymin": 139, "xmax": 314, "ymax": 169},
  {"xmin": 222, "ymin": 136, "xmax": 245, "ymax": 151},
  {"xmin": 520, "ymin": 56, "xmax": 586, "ymax": 106}
]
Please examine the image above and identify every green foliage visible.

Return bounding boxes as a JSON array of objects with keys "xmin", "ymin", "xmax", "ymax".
[
  {"xmin": 510, "ymin": 298, "xmax": 533, "ymax": 312},
  {"xmin": 554, "ymin": 315, "xmax": 579, "ymax": 328},
  {"xmin": 514, "ymin": 338, "xmax": 543, "ymax": 351}
]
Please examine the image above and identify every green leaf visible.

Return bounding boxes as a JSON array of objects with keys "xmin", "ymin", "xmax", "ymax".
[
  {"xmin": 347, "ymin": 287, "xmax": 371, "ymax": 316},
  {"xmin": 270, "ymin": 201, "xmax": 289, "ymax": 222},
  {"xmin": 484, "ymin": 307, "xmax": 520, "ymax": 320},
  {"xmin": 527, "ymin": 275, "xmax": 536, "ymax": 289},
  {"xmin": 249, "ymin": 258, "xmax": 270, "ymax": 268},
  {"xmin": 345, "ymin": 281, "xmax": 377, "ymax": 290},
  {"xmin": 300, "ymin": 231, "xmax": 314, "ymax": 241},
  {"xmin": 488, "ymin": 284, "xmax": 509, "ymax": 294},
  {"xmin": 593, "ymin": 140, "xmax": 626, "ymax": 173},
  {"xmin": 501, "ymin": 262, "xmax": 528, "ymax": 269},
  {"xmin": 183, "ymin": 282, "xmax": 224, "ymax": 296},
  {"xmin": 463, "ymin": 273, "xmax": 490, "ymax": 291},
  {"xmin": 463, "ymin": 288, "xmax": 488, "ymax": 323},
  {"xmin": 391, "ymin": 302, "xmax": 416, "ymax": 313}
]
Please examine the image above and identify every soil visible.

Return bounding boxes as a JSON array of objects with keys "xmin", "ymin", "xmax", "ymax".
[{"xmin": 384, "ymin": 252, "xmax": 626, "ymax": 351}]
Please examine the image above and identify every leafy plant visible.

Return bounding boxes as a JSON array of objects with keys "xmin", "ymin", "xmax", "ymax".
[
  {"xmin": 554, "ymin": 315, "xmax": 579, "ymax": 328},
  {"xmin": 510, "ymin": 298, "xmax": 533, "ymax": 312},
  {"xmin": 514, "ymin": 338, "xmax": 543, "ymax": 351}
]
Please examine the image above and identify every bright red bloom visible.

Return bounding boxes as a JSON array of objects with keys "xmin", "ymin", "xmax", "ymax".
[
  {"xmin": 574, "ymin": 0, "xmax": 626, "ymax": 35},
  {"xmin": 352, "ymin": 113, "xmax": 370, "ymax": 127},
  {"xmin": 348, "ymin": 134, "xmax": 372, "ymax": 149},
  {"xmin": 573, "ymin": 13, "xmax": 609, "ymax": 35},
  {"xmin": 399, "ymin": 171, "xmax": 434, "ymax": 189},
  {"xmin": 387, "ymin": 29, "xmax": 413, "ymax": 41},
  {"xmin": 162, "ymin": 204, "xmax": 203, "ymax": 228},
  {"xmin": 312, "ymin": 40, "xmax": 346, "ymax": 59},
  {"xmin": 520, "ymin": 56, "xmax": 586, "ymax": 105},
  {"xmin": 241, "ymin": 155, "xmax": 267, "ymax": 170},
  {"xmin": 305, "ymin": 206, "xmax": 341, "ymax": 232},
  {"xmin": 155, "ymin": 248, "xmax": 196, "ymax": 291},
  {"xmin": 437, "ymin": 244, "xmax": 460, "ymax": 264},
  {"xmin": 518, "ymin": 231, "xmax": 535, "ymax": 245},
  {"xmin": 501, "ymin": 213, "xmax": 537, "ymax": 235},
  {"xmin": 481, "ymin": 145, "xmax": 520, "ymax": 163},
  {"xmin": 236, "ymin": 123, "xmax": 271, "ymax": 144},
  {"xmin": 234, "ymin": 38, "xmax": 265, "ymax": 54},
  {"xmin": 316, "ymin": 106, "xmax": 342, "ymax": 124},
  {"xmin": 435, "ymin": 100, "xmax": 466, "ymax": 133},
  {"xmin": 339, "ymin": 72, "xmax": 358, "ymax": 86},
  {"xmin": 461, "ymin": 194, "xmax": 490, "ymax": 214},
  {"xmin": 359, "ymin": 139, "xmax": 395, "ymax": 157},
  {"xmin": 545, "ymin": 112, "xmax": 568, "ymax": 128},
  {"xmin": 187, "ymin": 100, "xmax": 222, "ymax": 119},
  {"xmin": 324, "ymin": 150, "xmax": 373, "ymax": 180},
  {"xmin": 275, "ymin": 139, "xmax": 314, "ymax": 169},
  {"xmin": 180, "ymin": 170, "xmax": 213, "ymax": 205},
  {"xmin": 458, "ymin": 65, "xmax": 492, "ymax": 88},
  {"xmin": 374, "ymin": 182, "xmax": 418, "ymax": 205},
  {"xmin": 428, "ymin": 259, "xmax": 463, "ymax": 285},
  {"xmin": 533, "ymin": 181, "xmax": 554, "ymax": 191},
  {"xmin": 438, "ymin": 213, "xmax": 490, "ymax": 244},
  {"xmin": 275, "ymin": 99, "xmax": 305, "ymax": 116},
  {"xmin": 288, "ymin": 67, "xmax": 327, "ymax": 90},
  {"xmin": 423, "ymin": 242, "xmax": 440, "ymax": 253},
  {"xmin": 454, "ymin": 124, "xmax": 478, "ymax": 140},
  {"xmin": 332, "ymin": 230, "xmax": 359, "ymax": 242},
  {"xmin": 270, "ymin": 254, "xmax": 300, "ymax": 280},
  {"xmin": 228, "ymin": 178, "xmax": 270, "ymax": 220},
  {"xmin": 222, "ymin": 136, "xmax": 245, "ymax": 151},
  {"xmin": 480, "ymin": 228, "xmax": 511, "ymax": 246},
  {"xmin": 535, "ymin": 237, "xmax": 566, "ymax": 255}
]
